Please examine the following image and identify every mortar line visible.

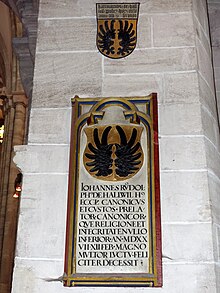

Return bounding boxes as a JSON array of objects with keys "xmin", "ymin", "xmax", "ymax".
[
  {"xmin": 38, "ymin": 16, "xmax": 96, "ymax": 20},
  {"xmin": 22, "ymin": 172, "xmax": 69, "ymax": 175},
  {"xmin": 161, "ymin": 169, "xmax": 207, "ymax": 173},
  {"xmin": 162, "ymin": 221, "xmax": 212, "ymax": 225},
  {"xmin": 28, "ymin": 143, "xmax": 69, "ymax": 146},
  {"xmin": 163, "ymin": 261, "xmax": 215, "ymax": 265},
  {"xmin": 36, "ymin": 50, "xmax": 98, "ymax": 54},
  {"xmin": 31, "ymin": 107, "xmax": 72, "ymax": 111},
  {"xmin": 15, "ymin": 256, "xmax": 63, "ymax": 261},
  {"xmin": 36, "ymin": 46, "xmax": 196, "ymax": 55},
  {"xmin": 106, "ymin": 70, "xmax": 197, "ymax": 76},
  {"xmin": 141, "ymin": 11, "xmax": 194, "ymax": 17},
  {"xmin": 159, "ymin": 134, "xmax": 203, "ymax": 138}
]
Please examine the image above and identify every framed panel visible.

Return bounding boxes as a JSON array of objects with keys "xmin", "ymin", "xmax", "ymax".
[{"xmin": 64, "ymin": 94, "xmax": 162, "ymax": 287}]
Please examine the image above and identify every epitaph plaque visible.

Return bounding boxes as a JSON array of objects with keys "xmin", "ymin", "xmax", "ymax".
[{"xmin": 64, "ymin": 94, "xmax": 162, "ymax": 287}]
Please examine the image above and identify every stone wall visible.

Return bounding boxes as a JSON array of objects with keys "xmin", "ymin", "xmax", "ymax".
[{"xmin": 12, "ymin": 1, "xmax": 219, "ymax": 292}]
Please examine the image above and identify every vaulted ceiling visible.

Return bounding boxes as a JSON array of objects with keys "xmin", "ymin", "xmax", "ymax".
[{"xmin": 0, "ymin": 0, "xmax": 39, "ymax": 99}]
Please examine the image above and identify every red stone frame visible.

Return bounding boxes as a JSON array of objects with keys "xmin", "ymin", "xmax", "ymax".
[{"xmin": 152, "ymin": 93, "xmax": 162, "ymax": 287}]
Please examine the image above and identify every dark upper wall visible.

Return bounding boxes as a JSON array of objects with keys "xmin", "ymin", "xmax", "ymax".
[
  {"xmin": 0, "ymin": 2, "xmax": 12, "ymax": 90},
  {"xmin": 0, "ymin": 0, "xmax": 39, "ymax": 99}
]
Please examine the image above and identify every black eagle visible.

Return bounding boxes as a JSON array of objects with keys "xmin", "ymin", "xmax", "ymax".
[
  {"xmin": 85, "ymin": 126, "xmax": 113, "ymax": 176},
  {"xmin": 97, "ymin": 20, "xmax": 115, "ymax": 55},
  {"xmin": 115, "ymin": 126, "xmax": 141, "ymax": 177},
  {"xmin": 117, "ymin": 20, "xmax": 136, "ymax": 56}
]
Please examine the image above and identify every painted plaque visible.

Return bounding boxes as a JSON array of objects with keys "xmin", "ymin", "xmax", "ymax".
[
  {"xmin": 96, "ymin": 3, "xmax": 140, "ymax": 59},
  {"xmin": 64, "ymin": 94, "xmax": 162, "ymax": 287}
]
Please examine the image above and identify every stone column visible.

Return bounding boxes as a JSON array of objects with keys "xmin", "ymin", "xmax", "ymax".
[
  {"xmin": 0, "ymin": 93, "xmax": 27, "ymax": 293},
  {"xmin": 0, "ymin": 97, "xmax": 14, "ymax": 196},
  {"xmin": 0, "ymin": 96, "xmax": 15, "ymax": 260}
]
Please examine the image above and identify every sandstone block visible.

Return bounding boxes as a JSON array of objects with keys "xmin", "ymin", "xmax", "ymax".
[
  {"xmin": 164, "ymin": 72, "xmax": 200, "ymax": 104},
  {"xmin": 198, "ymin": 73, "xmax": 217, "ymax": 119},
  {"xmin": 204, "ymin": 138, "xmax": 220, "ymax": 180},
  {"xmin": 104, "ymin": 48, "xmax": 197, "ymax": 74},
  {"xmin": 161, "ymin": 263, "xmax": 216, "ymax": 293},
  {"xmin": 153, "ymin": 13, "xmax": 194, "ymax": 47},
  {"xmin": 162, "ymin": 223, "xmax": 214, "ymax": 261},
  {"xmin": 196, "ymin": 38, "xmax": 215, "ymax": 93},
  {"xmin": 193, "ymin": 16, "xmax": 211, "ymax": 55},
  {"xmin": 144, "ymin": 0, "xmax": 192, "ymax": 13},
  {"xmin": 28, "ymin": 108, "xmax": 71, "ymax": 144},
  {"xmin": 14, "ymin": 145, "xmax": 69, "ymax": 174},
  {"xmin": 208, "ymin": 173, "xmax": 220, "ymax": 224},
  {"xmin": 12, "ymin": 258, "xmax": 65, "ymax": 293},
  {"xmin": 193, "ymin": 0, "xmax": 210, "ymax": 38},
  {"xmin": 102, "ymin": 74, "xmax": 163, "ymax": 102},
  {"xmin": 160, "ymin": 136, "xmax": 206, "ymax": 171},
  {"xmin": 212, "ymin": 223, "xmax": 220, "ymax": 266},
  {"xmin": 32, "ymin": 53, "xmax": 102, "ymax": 108},
  {"xmin": 37, "ymin": 18, "xmax": 97, "ymax": 52},
  {"xmin": 201, "ymin": 105, "xmax": 220, "ymax": 151},
  {"xmin": 159, "ymin": 103, "xmax": 202, "ymax": 135},
  {"xmin": 215, "ymin": 263, "xmax": 220, "ymax": 293},
  {"xmin": 160, "ymin": 171, "xmax": 211, "ymax": 222},
  {"xmin": 16, "ymin": 174, "xmax": 68, "ymax": 258},
  {"xmin": 137, "ymin": 15, "xmax": 151, "ymax": 49}
]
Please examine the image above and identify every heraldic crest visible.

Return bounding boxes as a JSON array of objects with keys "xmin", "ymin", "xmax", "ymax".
[
  {"xmin": 83, "ymin": 123, "xmax": 144, "ymax": 181},
  {"xmin": 96, "ymin": 3, "xmax": 140, "ymax": 59},
  {"xmin": 83, "ymin": 101, "xmax": 144, "ymax": 181}
]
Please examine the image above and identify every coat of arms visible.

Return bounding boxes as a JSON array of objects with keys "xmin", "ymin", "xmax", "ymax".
[
  {"xmin": 96, "ymin": 3, "xmax": 140, "ymax": 59},
  {"xmin": 83, "ymin": 123, "xmax": 144, "ymax": 181}
]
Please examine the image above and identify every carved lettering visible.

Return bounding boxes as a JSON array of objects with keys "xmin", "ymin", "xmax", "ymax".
[{"xmin": 77, "ymin": 183, "xmax": 149, "ymax": 270}]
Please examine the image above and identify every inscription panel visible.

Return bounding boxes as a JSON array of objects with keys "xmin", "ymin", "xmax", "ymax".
[
  {"xmin": 97, "ymin": 3, "xmax": 139, "ymax": 19},
  {"xmin": 77, "ymin": 182, "xmax": 148, "ymax": 273}
]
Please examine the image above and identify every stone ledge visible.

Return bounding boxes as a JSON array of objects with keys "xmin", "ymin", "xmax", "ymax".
[{"xmin": 13, "ymin": 145, "xmax": 69, "ymax": 174}]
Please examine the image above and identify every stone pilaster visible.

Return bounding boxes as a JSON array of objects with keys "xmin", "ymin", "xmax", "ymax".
[
  {"xmin": 0, "ymin": 93, "xmax": 27, "ymax": 293},
  {"xmin": 0, "ymin": 96, "xmax": 15, "ymax": 260}
]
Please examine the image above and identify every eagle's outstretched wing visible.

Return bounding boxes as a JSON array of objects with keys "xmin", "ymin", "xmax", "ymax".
[
  {"xmin": 115, "ymin": 125, "xmax": 141, "ymax": 177},
  {"xmin": 98, "ymin": 20, "xmax": 115, "ymax": 55},
  {"xmin": 85, "ymin": 126, "xmax": 113, "ymax": 177},
  {"xmin": 117, "ymin": 20, "xmax": 136, "ymax": 56}
]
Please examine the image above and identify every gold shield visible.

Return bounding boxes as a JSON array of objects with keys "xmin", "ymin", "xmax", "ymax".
[
  {"xmin": 83, "ymin": 124, "xmax": 144, "ymax": 181},
  {"xmin": 96, "ymin": 3, "xmax": 139, "ymax": 59}
]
